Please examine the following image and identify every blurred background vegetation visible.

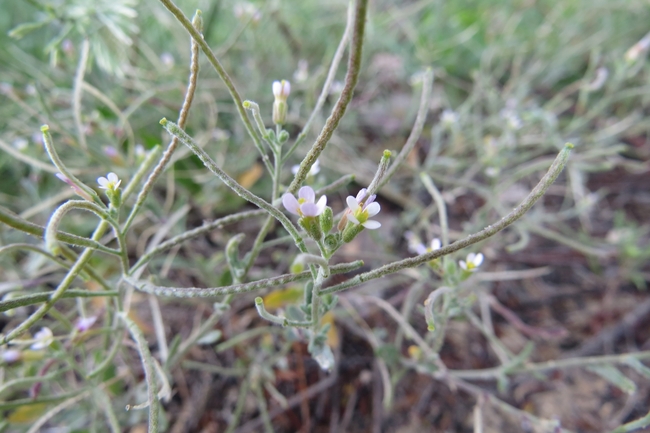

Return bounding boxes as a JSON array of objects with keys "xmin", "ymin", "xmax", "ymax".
[{"xmin": 1, "ymin": 0, "xmax": 649, "ymax": 431}]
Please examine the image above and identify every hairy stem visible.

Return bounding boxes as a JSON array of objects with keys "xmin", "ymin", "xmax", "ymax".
[
  {"xmin": 321, "ymin": 144, "xmax": 574, "ymax": 295},
  {"xmin": 288, "ymin": 0, "xmax": 369, "ymax": 193},
  {"xmin": 122, "ymin": 11, "xmax": 202, "ymax": 234},
  {"xmin": 160, "ymin": 119, "xmax": 309, "ymax": 257},
  {"xmin": 124, "ymin": 261, "xmax": 363, "ymax": 298}
]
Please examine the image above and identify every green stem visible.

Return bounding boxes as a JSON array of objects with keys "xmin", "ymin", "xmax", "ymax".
[
  {"xmin": 253, "ymin": 383, "xmax": 274, "ymax": 433},
  {"xmin": 122, "ymin": 12, "xmax": 201, "ymax": 235},
  {"xmin": 0, "ymin": 370, "xmax": 69, "ymax": 398},
  {"xmin": 321, "ymin": 144, "xmax": 574, "ymax": 295},
  {"xmin": 310, "ymin": 267, "xmax": 326, "ymax": 328},
  {"xmin": 1, "ymin": 221, "xmax": 110, "ymax": 345},
  {"xmin": 129, "ymin": 209, "xmax": 265, "ymax": 273},
  {"xmin": 72, "ymin": 38, "xmax": 90, "ymax": 151},
  {"xmin": 0, "ymin": 290, "xmax": 118, "ymax": 313},
  {"xmin": 160, "ymin": 119, "xmax": 309, "ymax": 256},
  {"xmin": 0, "ymin": 243, "xmax": 95, "ymax": 280},
  {"xmin": 254, "ymin": 297, "xmax": 286, "ymax": 325},
  {"xmin": 41, "ymin": 125, "xmax": 101, "ymax": 204},
  {"xmin": 287, "ymin": 0, "xmax": 368, "ymax": 193},
  {"xmin": 87, "ymin": 328, "xmax": 125, "ymax": 379},
  {"xmin": 224, "ymin": 376, "xmax": 251, "ymax": 433},
  {"xmin": 157, "ymin": 0, "xmax": 264, "ymax": 156},
  {"xmin": 124, "ymin": 260, "xmax": 363, "ymax": 298},
  {"xmin": 243, "ymin": 144, "xmax": 283, "ymax": 274},
  {"xmin": 44, "ymin": 200, "xmax": 128, "ymax": 272},
  {"xmin": 0, "ymin": 207, "xmax": 118, "ymax": 255},
  {"xmin": 283, "ymin": 0, "xmax": 355, "ymax": 163},
  {"xmin": 121, "ymin": 145, "xmax": 162, "ymax": 202},
  {"xmin": 451, "ymin": 350, "xmax": 650, "ymax": 380},
  {"xmin": 120, "ymin": 313, "xmax": 159, "ymax": 433},
  {"xmin": 366, "ymin": 150, "xmax": 393, "ymax": 197},
  {"xmin": 420, "ymin": 173, "xmax": 449, "ymax": 247}
]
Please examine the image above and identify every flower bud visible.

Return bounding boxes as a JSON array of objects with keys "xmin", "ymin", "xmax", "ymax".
[
  {"xmin": 278, "ymin": 130, "xmax": 289, "ymax": 143},
  {"xmin": 272, "ymin": 80, "xmax": 290, "ymax": 125},
  {"xmin": 342, "ymin": 222, "xmax": 364, "ymax": 243},
  {"xmin": 319, "ymin": 206, "xmax": 333, "ymax": 234}
]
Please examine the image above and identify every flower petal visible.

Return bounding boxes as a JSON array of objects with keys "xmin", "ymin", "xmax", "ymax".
[
  {"xmin": 347, "ymin": 213, "xmax": 360, "ymax": 225},
  {"xmin": 365, "ymin": 202, "xmax": 381, "ymax": 217},
  {"xmin": 107, "ymin": 172, "xmax": 119, "ymax": 183},
  {"xmin": 459, "ymin": 260, "xmax": 468, "ymax": 270},
  {"xmin": 315, "ymin": 195, "xmax": 327, "ymax": 214},
  {"xmin": 298, "ymin": 186, "xmax": 315, "ymax": 203},
  {"xmin": 431, "ymin": 238, "xmax": 441, "ymax": 250},
  {"xmin": 346, "ymin": 196, "xmax": 360, "ymax": 213},
  {"xmin": 311, "ymin": 159, "xmax": 321, "ymax": 175},
  {"xmin": 282, "ymin": 193, "xmax": 301, "ymax": 216},
  {"xmin": 473, "ymin": 253, "xmax": 484, "ymax": 266},
  {"xmin": 364, "ymin": 194, "xmax": 377, "ymax": 207},
  {"xmin": 97, "ymin": 177, "xmax": 109, "ymax": 189},
  {"xmin": 300, "ymin": 202, "xmax": 320, "ymax": 217},
  {"xmin": 362, "ymin": 220, "xmax": 381, "ymax": 230},
  {"xmin": 272, "ymin": 81, "xmax": 281, "ymax": 97},
  {"xmin": 356, "ymin": 189, "xmax": 367, "ymax": 202}
]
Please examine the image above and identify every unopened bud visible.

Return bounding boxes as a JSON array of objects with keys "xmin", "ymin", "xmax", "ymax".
[
  {"xmin": 272, "ymin": 80, "xmax": 290, "ymax": 125},
  {"xmin": 320, "ymin": 207, "xmax": 333, "ymax": 234}
]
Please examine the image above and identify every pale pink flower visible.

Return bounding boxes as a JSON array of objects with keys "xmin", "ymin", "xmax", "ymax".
[
  {"xmin": 282, "ymin": 186, "xmax": 327, "ymax": 217},
  {"xmin": 346, "ymin": 189, "xmax": 381, "ymax": 229}
]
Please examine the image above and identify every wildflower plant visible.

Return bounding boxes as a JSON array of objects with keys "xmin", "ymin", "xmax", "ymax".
[{"xmin": 2, "ymin": 0, "xmax": 650, "ymax": 432}]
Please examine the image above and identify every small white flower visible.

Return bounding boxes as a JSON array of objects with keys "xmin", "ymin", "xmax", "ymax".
[
  {"xmin": 2, "ymin": 349, "xmax": 21, "ymax": 363},
  {"xmin": 12, "ymin": 138, "xmax": 28, "ymax": 151},
  {"xmin": 272, "ymin": 80, "xmax": 291, "ymax": 101},
  {"xmin": 292, "ymin": 159, "xmax": 320, "ymax": 176},
  {"xmin": 405, "ymin": 232, "xmax": 441, "ymax": 255},
  {"xmin": 346, "ymin": 189, "xmax": 381, "ymax": 229},
  {"xmin": 282, "ymin": 186, "xmax": 327, "ymax": 217},
  {"xmin": 459, "ymin": 252, "xmax": 484, "ymax": 272},
  {"xmin": 405, "ymin": 231, "xmax": 426, "ymax": 255},
  {"xmin": 440, "ymin": 109, "xmax": 459, "ymax": 126},
  {"xmin": 30, "ymin": 327, "xmax": 54, "ymax": 350},
  {"xmin": 97, "ymin": 172, "xmax": 121, "ymax": 191},
  {"xmin": 75, "ymin": 316, "xmax": 97, "ymax": 332},
  {"xmin": 160, "ymin": 52, "xmax": 175, "ymax": 68}
]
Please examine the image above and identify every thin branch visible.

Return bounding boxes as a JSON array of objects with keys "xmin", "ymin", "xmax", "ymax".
[
  {"xmin": 283, "ymin": 0, "xmax": 355, "ymax": 162},
  {"xmin": 321, "ymin": 144, "xmax": 574, "ymax": 295},
  {"xmin": 287, "ymin": 0, "xmax": 369, "ymax": 193},
  {"xmin": 124, "ymin": 260, "xmax": 363, "ymax": 298},
  {"xmin": 122, "ymin": 11, "xmax": 202, "ymax": 234},
  {"xmin": 156, "ymin": 1, "xmax": 264, "ymax": 156}
]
